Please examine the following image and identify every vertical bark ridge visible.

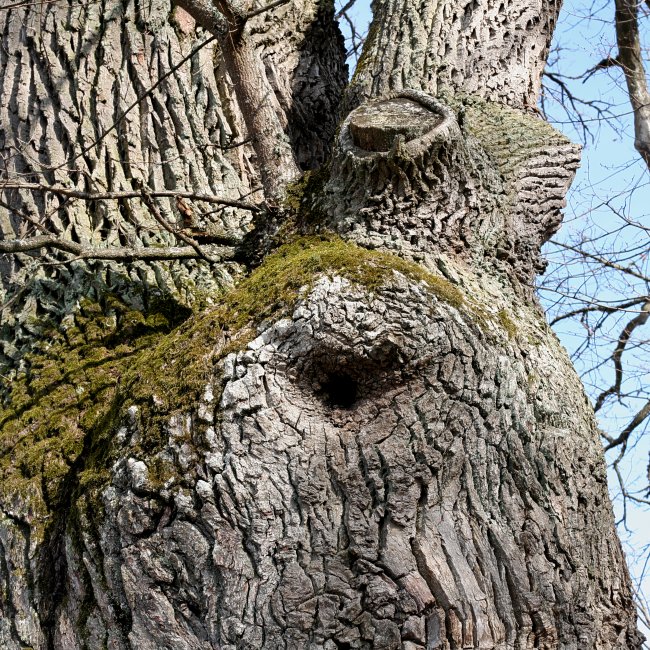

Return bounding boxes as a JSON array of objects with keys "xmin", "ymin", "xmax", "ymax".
[
  {"xmin": 0, "ymin": 0, "xmax": 347, "ymax": 372},
  {"xmin": 0, "ymin": 1, "xmax": 642, "ymax": 648},
  {"xmin": 347, "ymin": 0, "xmax": 563, "ymax": 109},
  {"xmin": 0, "ymin": 5, "xmax": 227, "ymax": 367}
]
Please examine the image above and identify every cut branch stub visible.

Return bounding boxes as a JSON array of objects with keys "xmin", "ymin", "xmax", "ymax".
[
  {"xmin": 321, "ymin": 90, "xmax": 495, "ymax": 263},
  {"xmin": 321, "ymin": 92, "xmax": 581, "ymax": 286},
  {"xmin": 341, "ymin": 91, "xmax": 459, "ymax": 159},
  {"xmin": 348, "ymin": 98, "xmax": 444, "ymax": 153}
]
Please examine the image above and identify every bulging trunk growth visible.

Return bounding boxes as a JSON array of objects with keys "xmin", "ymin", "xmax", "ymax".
[{"xmin": 0, "ymin": 0, "xmax": 642, "ymax": 648}]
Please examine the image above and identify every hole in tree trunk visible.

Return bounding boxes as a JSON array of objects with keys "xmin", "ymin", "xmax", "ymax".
[{"xmin": 321, "ymin": 373, "xmax": 358, "ymax": 409}]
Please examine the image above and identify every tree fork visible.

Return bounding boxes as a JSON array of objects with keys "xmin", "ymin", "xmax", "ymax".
[{"xmin": 176, "ymin": 0, "xmax": 301, "ymax": 201}]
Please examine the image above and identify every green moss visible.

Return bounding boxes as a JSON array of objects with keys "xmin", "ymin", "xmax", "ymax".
[
  {"xmin": 497, "ymin": 308, "xmax": 518, "ymax": 339},
  {"xmin": 0, "ymin": 235, "xmax": 467, "ymax": 527},
  {"xmin": 0, "ymin": 296, "xmax": 182, "ymax": 534},
  {"xmin": 284, "ymin": 172, "xmax": 315, "ymax": 212},
  {"xmin": 147, "ymin": 456, "xmax": 177, "ymax": 490},
  {"xmin": 282, "ymin": 167, "xmax": 330, "ymax": 229},
  {"xmin": 221, "ymin": 235, "xmax": 464, "ymax": 324},
  {"xmin": 121, "ymin": 235, "xmax": 465, "ymax": 444}
]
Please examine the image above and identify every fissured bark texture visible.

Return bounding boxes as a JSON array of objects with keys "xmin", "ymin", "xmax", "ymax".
[
  {"xmin": 0, "ymin": 273, "xmax": 641, "ymax": 648},
  {"xmin": 0, "ymin": 0, "xmax": 346, "ymax": 367},
  {"xmin": 0, "ymin": 0, "xmax": 643, "ymax": 648}
]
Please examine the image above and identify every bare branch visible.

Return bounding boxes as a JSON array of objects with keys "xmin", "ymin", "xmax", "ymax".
[
  {"xmin": 244, "ymin": 0, "xmax": 291, "ymax": 22},
  {"xmin": 549, "ymin": 297, "xmax": 649, "ymax": 326},
  {"xmin": 541, "ymin": 68, "xmax": 621, "ymax": 141},
  {"xmin": 0, "ymin": 235, "xmax": 234, "ymax": 261},
  {"xmin": 550, "ymin": 239, "xmax": 650, "ymax": 283},
  {"xmin": 335, "ymin": 0, "xmax": 356, "ymax": 19},
  {"xmin": 605, "ymin": 399, "xmax": 650, "ymax": 450},
  {"xmin": 176, "ymin": 0, "xmax": 299, "ymax": 200},
  {"xmin": 594, "ymin": 301, "xmax": 650, "ymax": 412},
  {"xmin": 134, "ymin": 182, "xmax": 217, "ymax": 264},
  {"xmin": 0, "ymin": 182, "xmax": 261, "ymax": 213},
  {"xmin": 615, "ymin": 0, "xmax": 650, "ymax": 168},
  {"xmin": 583, "ymin": 55, "xmax": 621, "ymax": 82}
]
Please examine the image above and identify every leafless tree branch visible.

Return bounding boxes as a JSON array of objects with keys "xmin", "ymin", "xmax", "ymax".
[
  {"xmin": 594, "ymin": 300, "xmax": 650, "ymax": 412},
  {"xmin": 0, "ymin": 182, "xmax": 261, "ymax": 213},
  {"xmin": 606, "ymin": 399, "xmax": 650, "ymax": 450},
  {"xmin": 0, "ymin": 235, "xmax": 234, "ymax": 261},
  {"xmin": 244, "ymin": 0, "xmax": 291, "ymax": 22},
  {"xmin": 134, "ymin": 181, "xmax": 217, "ymax": 263},
  {"xmin": 549, "ymin": 297, "xmax": 649, "ymax": 326},
  {"xmin": 550, "ymin": 239, "xmax": 650, "ymax": 283},
  {"xmin": 615, "ymin": 0, "xmax": 650, "ymax": 168}
]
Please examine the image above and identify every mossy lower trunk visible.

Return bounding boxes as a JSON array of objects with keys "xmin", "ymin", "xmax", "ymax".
[{"xmin": 0, "ymin": 237, "xmax": 642, "ymax": 648}]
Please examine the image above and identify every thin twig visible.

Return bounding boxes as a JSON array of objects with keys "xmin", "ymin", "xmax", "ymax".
[
  {"xmin": 0, "ymin": 182, "xmax": 261, "ymax": 212},
  {"xmin": 549, "ymin": 297, "xmax": 649, "ymax": 325},
  {"xmin": 594, "ymin": 301, "xmax": 650, "ymax": 412},
  {"xmin": 605, "ymin": 399, "xmax": 650, "ymax": 450},
  {"xmin": 550, "ymin": 239, "xmax": 650, "ymax": 283},
  {"xmin": 244, "ymin": 0, "xmax": 291, "ymax": 21},
  {"xmin": 0, "ymin": 235, "xmax": 233, "ymax": 261},
  {"xmin": 135, "ymin": 183, "xmax": 216, "ymax": 263}
]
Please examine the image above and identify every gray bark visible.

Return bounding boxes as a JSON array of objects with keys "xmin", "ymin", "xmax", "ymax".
[
  {"xmin": 615, "ymin": 0, "xmax": 650, "ymax": 169},
  {"xmin": 0, "ymin": 0, "xmax": 345, "ymax": 368},
  {"xmin": 0, "ymin": 0, "xmax": 643, "ymax": 648},
  {"xmin": 346, "ymin": 0, "xmax": 562, "ymax": 110}
]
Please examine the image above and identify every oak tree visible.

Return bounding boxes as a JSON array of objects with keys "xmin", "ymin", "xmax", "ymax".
[{"xmin": 0, "ymin": 0, "xmax": 643, "ymax": 647}]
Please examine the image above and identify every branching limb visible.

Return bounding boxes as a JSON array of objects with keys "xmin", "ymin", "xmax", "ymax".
[
  {"xmin": 541, "ymin": 68, "xmax": 619, "ymax": 141},
  {"xmin": 175, "ymin": 0, "xmax": 299, "ymax": 200},
  {"xmin": 583, "ymin": 55, "xmax": 621, "ymax": 82},
  {"xmin": 134, "ymin": 182, "xmax": 217, "ymax": 263},
  {"xmin": 606, "ymin": 399, "xmax": 650, "ymax": 450},
  {"xmin": 549, "ymin": 297, "xmax": 648, "ymax": 326},
  {"xmin": 594, "ymin": 300, "xmax": 650, "ymax": 412},
  {"xmin": 244, "ymin": 0, "xmax": 291, "ymax": 22},
  {"xmin": 550, "ymin": 239, "xmax": 650, "ymax": 283},
  {"xmin": 0, "ymin": 182, "xmax": 261, "ymax": 213},
  {"xmin": 0, "ymin": 236, "xmax": 234, "ymax": 262},
  {"xmin": 615, "ymin": 0, "xmax": 650, "ymax": 168},
  {"xmin": 0, "ymin": 181, "xmax": 244, "ymax": 263}
]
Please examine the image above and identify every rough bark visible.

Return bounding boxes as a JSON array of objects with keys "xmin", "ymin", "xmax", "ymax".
[
  {"xmin": 0, "ymin": 0, "xmax": 643, "ymax": 648},
  {"xmin": 0, "ymin": 0, "xmax": 346, "ymax": 368},
  {"xmin": 0, "ymin": 252, "xmax": 641, "ymax": 648},
  {"xmin": 346, "ymin": 0, "xmax": 562, "ymax": 110},
  {"xmin": 319, "ymin": 91, "xmax": 580, "ymax": 283},
  {"xmin": 615, "ymin": 0, "xmax": 650, "ymax": 168}
]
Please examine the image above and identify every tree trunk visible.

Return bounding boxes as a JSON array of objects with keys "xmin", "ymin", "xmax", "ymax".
[{"xmin": 0, "ymin": 0, "xmax": 642, "ymax": 649}]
